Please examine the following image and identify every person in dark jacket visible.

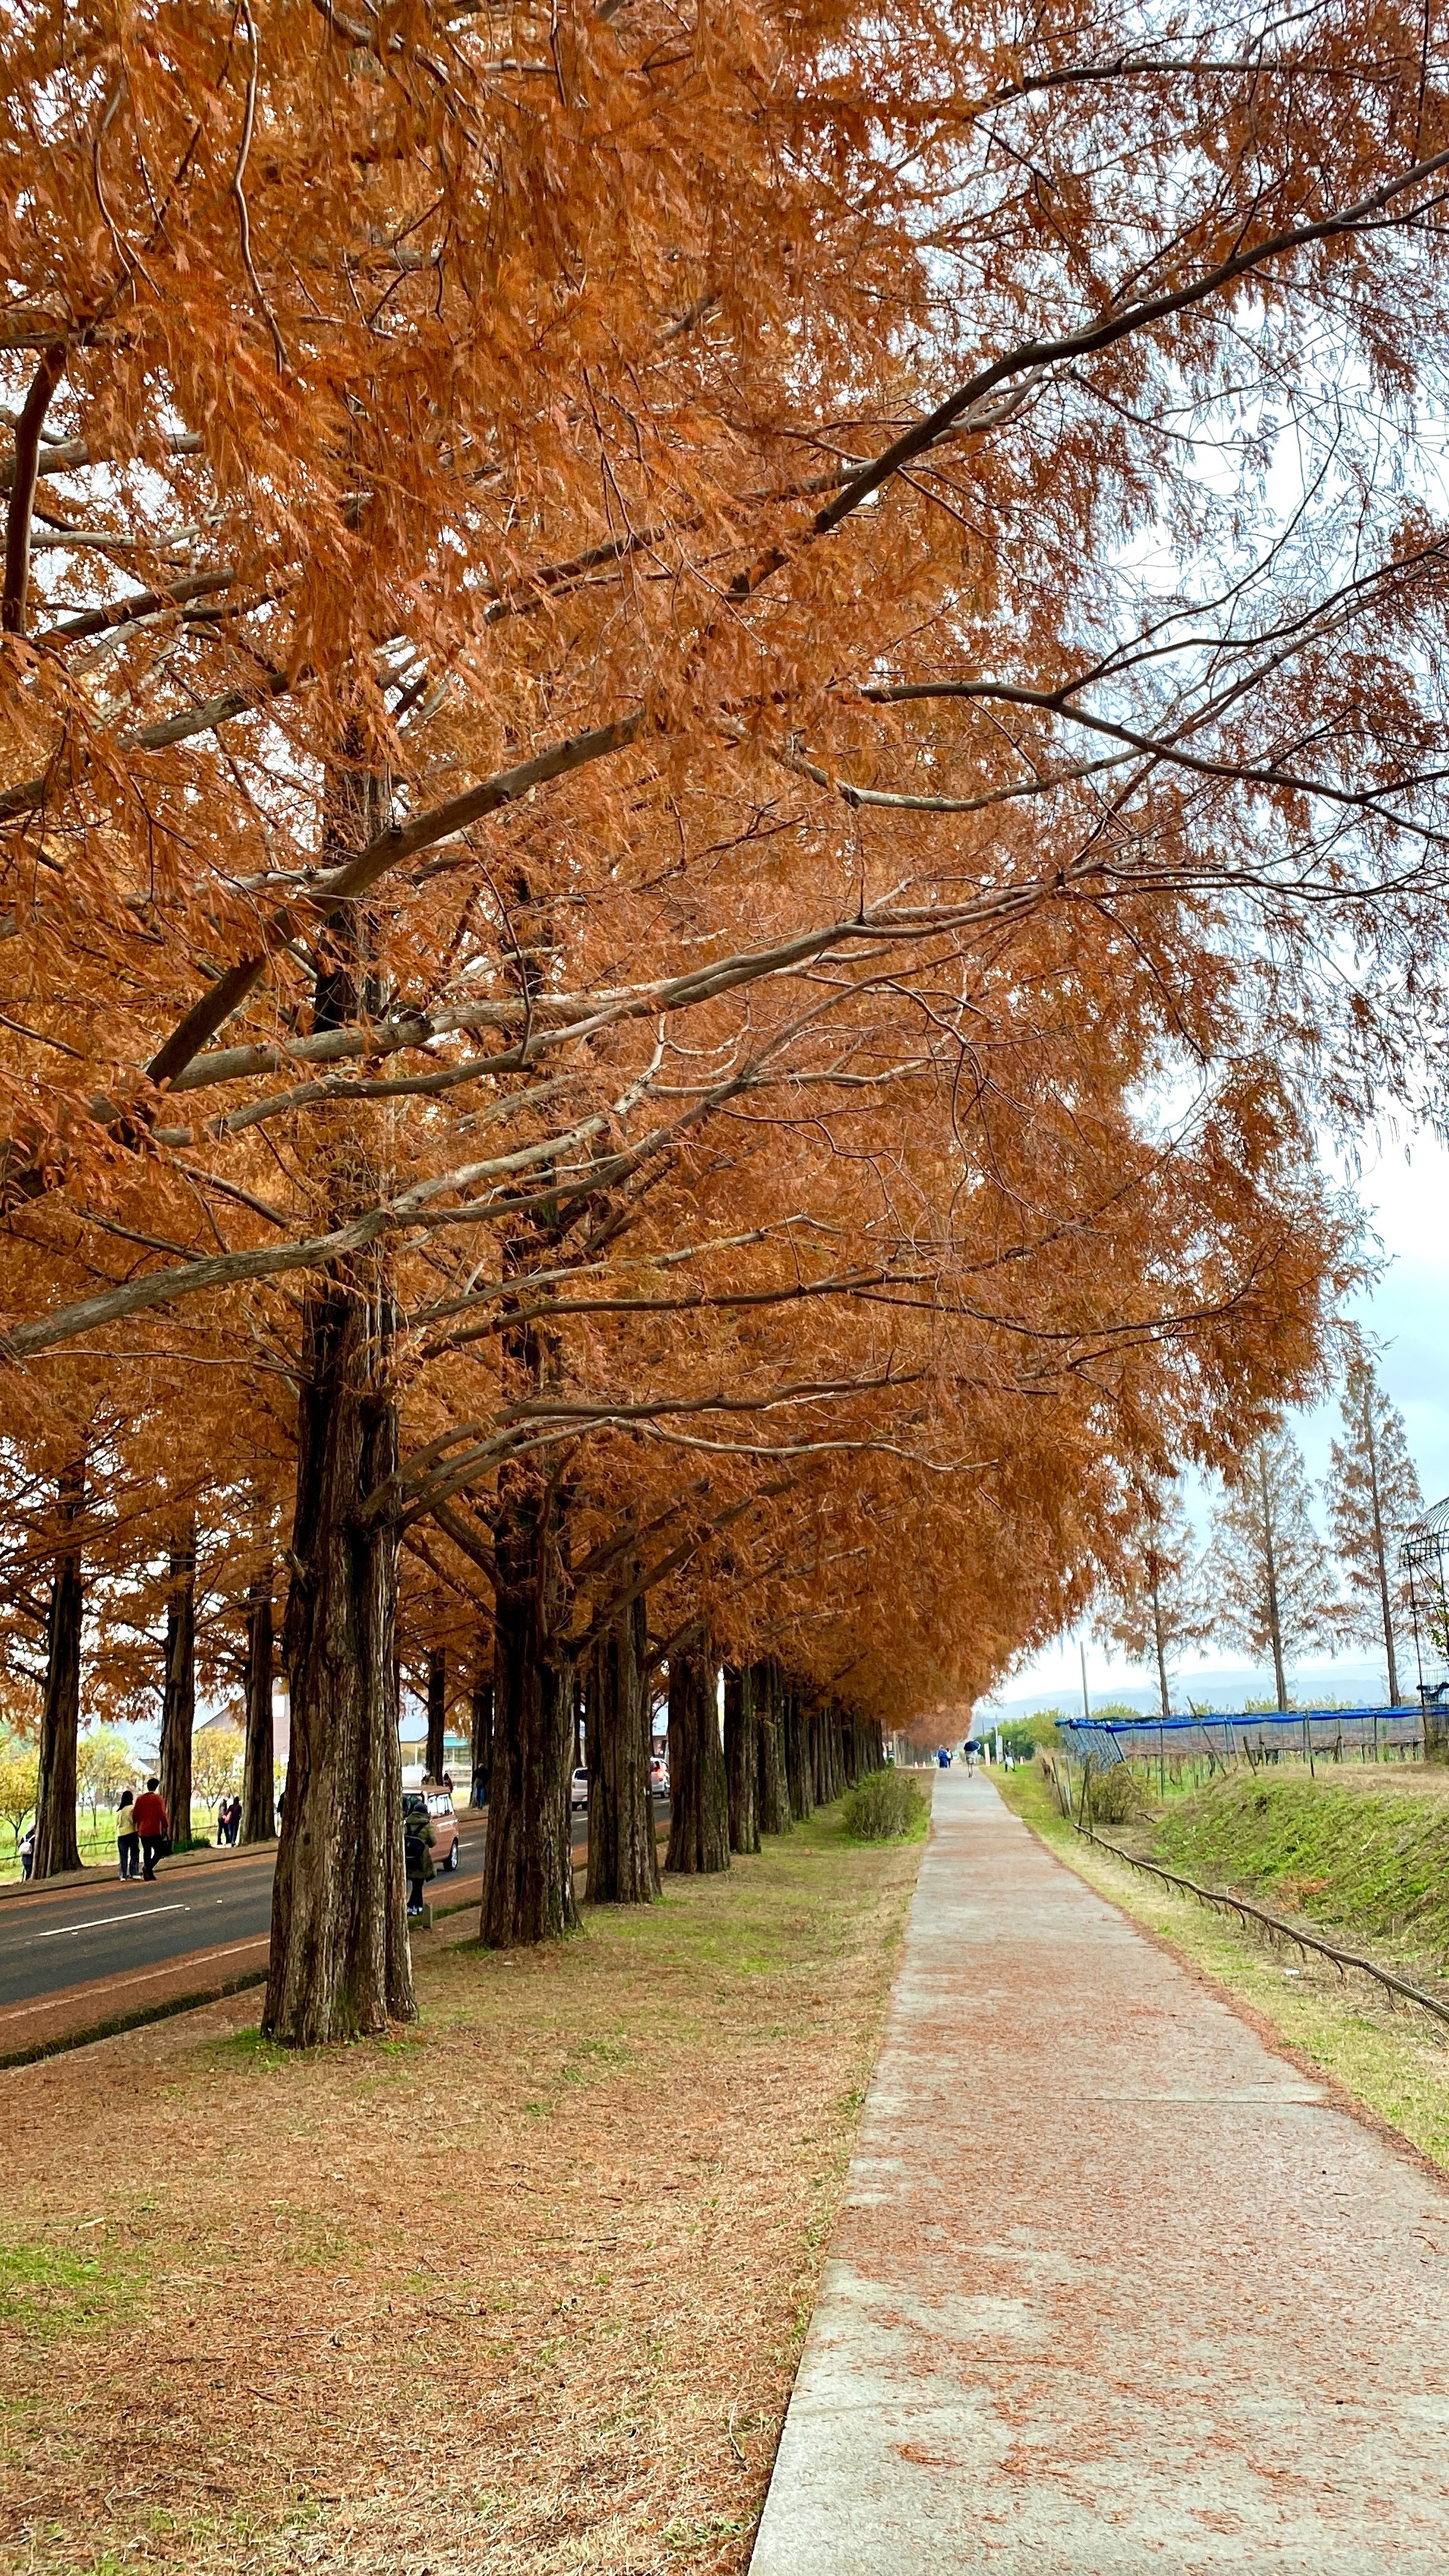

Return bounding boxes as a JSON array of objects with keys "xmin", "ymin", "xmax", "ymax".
[
  {"xmin": 131, "ymin": 1777, "xmax": 169, "ymax": 1881},
  {"xmin": 403, "ymin": 1798, "xmax": 437, "ymax": 1920}
]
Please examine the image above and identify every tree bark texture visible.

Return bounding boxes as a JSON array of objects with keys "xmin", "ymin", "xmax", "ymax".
[
  {"xmin": 755, "ymin": 1660, "xmax": 788, "ymax": 1834},
  {"xmin": 159, "ymin": 1516, "xmax": 197, "ymax": 1847},
  {"xmin": 585, "ymin": 1590, "xmax": 659, "ymax": 1903},
  {"xmin": 264, "ymin": 1262, "xmax": 414, "ymax": 2044},
  {"xmin": 479, "ymin": 1469, "xmax": 577, "ymax": 1945},
  {"xmin": 31, "ymin": 1458, "xmax": 84, "ymax": 1879},
  {"xmin": 724, "ymin": 1664, "xmax": 760, "ymax": 1854},
  {"xmin": 427, "ymin": 1645, "xmax": 446, "ymax": 1778},
  {"xmin": 470, "ymin": 1656, "xmax": 493, "ymax": 1806},
  {"xmin": 241, "ymin": 1562, "xmax": 276, "ymax": 1842},
  {"xmin": 784, "ymin": 1685, "xmax": 815, "ymax": 1821},
  {"xmin": 666, "ymin": 1644, "xmax": 730, "ymax": 1873}
]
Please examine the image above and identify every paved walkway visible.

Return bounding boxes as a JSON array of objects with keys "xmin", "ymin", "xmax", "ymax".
[{"xmin": 751, "ymin": 1771, "xmax": 1449, "ymax": 2572}]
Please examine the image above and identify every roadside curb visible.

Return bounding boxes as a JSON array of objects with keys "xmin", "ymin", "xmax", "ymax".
[{"xmin": 0, "ymin": 1944, "xmax": 271, "ymax": 2071}]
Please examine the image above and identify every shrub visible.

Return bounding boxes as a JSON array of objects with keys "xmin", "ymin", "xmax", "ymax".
[
  {"xmin": 842, "ymin": 1768, "xmax": 928, "ymax": 1843},
  {"xmin": 1082, "ymin": 1759, "xmax": 1144, "ymax": 1825}
]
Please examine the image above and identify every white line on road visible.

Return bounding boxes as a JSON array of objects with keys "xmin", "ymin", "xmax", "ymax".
[{"xmin": 37, "ymin": 1904, "xmax": 189, "ymax": 1939}]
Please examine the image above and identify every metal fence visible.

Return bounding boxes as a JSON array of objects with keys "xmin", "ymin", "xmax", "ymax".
[{"xmin": 1058, "ymin": 1706, "xmax": 1424, "ymax": 1770}]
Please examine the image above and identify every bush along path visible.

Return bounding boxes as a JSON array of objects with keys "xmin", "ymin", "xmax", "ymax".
[{"xmin": 752, "ymin": 1770, "xmax": 1449, "ymax": 2575}]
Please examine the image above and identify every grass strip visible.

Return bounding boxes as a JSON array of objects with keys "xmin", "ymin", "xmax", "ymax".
[{"xmin": 0, "ymin": 1802, "xmax": 924, "ymax": 2576}]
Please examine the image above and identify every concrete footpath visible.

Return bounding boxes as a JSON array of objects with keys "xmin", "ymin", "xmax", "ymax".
[{"xmin": 751, "ymin": 1770, "xmax": 1449, "ymax": 2573}]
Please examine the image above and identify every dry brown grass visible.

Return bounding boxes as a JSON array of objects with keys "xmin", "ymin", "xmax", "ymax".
[{"xmin": 0, "ymin": 1806, "xmax": 924, "ymax": 2576}]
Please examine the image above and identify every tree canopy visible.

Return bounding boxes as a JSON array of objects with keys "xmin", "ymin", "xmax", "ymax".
[{"xmin": 5, "ymin": 0, "xmax": 1449, "ymax": 2030}]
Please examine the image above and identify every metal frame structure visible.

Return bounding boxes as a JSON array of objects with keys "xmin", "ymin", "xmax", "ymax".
[
  {"xmin": 1059, "ymin": 1704, "xmax": 1423, "ymax": 1785},
  {"xmin": 1403, "ymin": 1495, "xmax": 1449, "ymax": 1726}
]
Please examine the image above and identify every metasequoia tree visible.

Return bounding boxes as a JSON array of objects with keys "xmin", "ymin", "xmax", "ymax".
[
  {"xmin": 1327, "ymin": 1357, "xmax": 1424, "ymax": 1706},
  {"xmin": 1096, "ymin": 1486, "xmax": 1210, "ymax": 1719},
  {"xmin": 6, "ymin": 0, "xmax": 1449, "ymax": 2027},
  {"xmin": 1202, "ymin": 1431, "xmax": 1341, "ymax": 1710}
]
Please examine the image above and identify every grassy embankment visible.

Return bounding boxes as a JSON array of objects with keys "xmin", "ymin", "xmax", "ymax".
[
  {"xmin": 995, "ymin": 1761, "xmax": 1449, "ymax": 2174},
  {"xmin": 0, "ymin": 1800, "xmax": 924, "ymax": 2576}
]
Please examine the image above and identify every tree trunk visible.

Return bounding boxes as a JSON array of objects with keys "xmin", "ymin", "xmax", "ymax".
[
  {"xmin": 159, "ymin": 1517, "xmax": 197, "ymax": 1849},
  {"xmin": 585, "ymin": 1592, "xmax": 659, "ymax": 1903},
  {"xmin": 1257, "ymin": 1448, "xmax": 1289, "ymax": 1714},
  {"xmin": 784, "ymin": 1684, "xmax": 815, "ymax": 1821},
  {"xmin": 241, "ymin": 1562, "xmax": 276, "ymax": 1843},
  {"xmin": 470, "ymin": 1653, "xmax": 493, "ymax": 1807},
  {"xmin": 1151, "ymin": 1578, "xmax": 1171, "ymax": 1722},
  {"xmin": 724, "ymin": 1664, "xmax": 760, "ymax": 1854},
  {"xmin": 264, "ymin": 738, "xmax": 413, "ymax": 2043},
  {"xmin": 1365, "ymin": 1399, "xmax": 1401, "ymax": 1705},
  {"xmin": 666, "ymin": 1644, "xmax": 730, "ymax": 1873},
  {"xmin": 426, "ymin": 1645, "xmax": 446, "ymax": 1778},
  {"xmin": 755, "ymin": 1660, "xmax": 787, "ymax": 1833},
  {"xmin": 263, "ymin": 1263, "xmax": 414, "ymax": 2045},
  {"xmin": 480, "ymin": 1469, "xmax": 577, "ymax": 1946},
  {"xmin": 31, "ymin": 1458, "xmax": 84, "ymax": 1879}
]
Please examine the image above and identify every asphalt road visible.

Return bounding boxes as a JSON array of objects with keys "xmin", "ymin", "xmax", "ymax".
[{"xmin": 0, "ymin": 1803, "xmax": 651, "ymax": 2011}]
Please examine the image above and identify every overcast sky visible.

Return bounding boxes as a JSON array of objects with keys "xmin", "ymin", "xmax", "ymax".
[{"xmin": 1003, "ymin": 1120, "xmax": 1449, "ymax": 1710}]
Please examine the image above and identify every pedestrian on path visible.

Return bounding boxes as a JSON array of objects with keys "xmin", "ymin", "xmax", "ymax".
[
  {"xmin": 116, "ymin": 1789, "xmax": 141, "ymax": 1880},
  {"xmin": 18, "ymin": 1822, "xmax": 34, "ymax": 1880},
  {"xmin": 132, "ymin": 1777, "xmax": 169, "ymax": 1881},
  {"xmin": 403, "ymin": 1797, "xmax": 436, "ymax": 1920}
]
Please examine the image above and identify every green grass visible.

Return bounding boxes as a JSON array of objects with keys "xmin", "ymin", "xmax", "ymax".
[
  {"xmin": 0, "ymin": 2236, "xmax": 138, "ymax": 2346},
  {"xmin": 1150, "ymin": 1770, "xmax": 1449, "ymax": 1966}
]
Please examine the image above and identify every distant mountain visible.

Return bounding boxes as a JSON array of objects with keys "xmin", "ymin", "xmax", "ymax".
[{"xmin": 982, "ymin": 1655, "xmax": 1400, "ymax": 1721}]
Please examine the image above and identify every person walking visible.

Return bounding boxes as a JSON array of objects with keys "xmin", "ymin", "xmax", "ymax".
[
  {"xmin": 18, "ymin": 1822, "xmax": 34, "ymax": 1881},
  {"xmin": 132, "ymin": 1776, "xmax": 169, "ymax": 1882},
  {"xmin": 116, "ymin": 1789, "xmax": 141, "ymax": 1881},
  {"xmin": 403, "ymin": 1798, "xmax": 437, "ymax": 1920}
]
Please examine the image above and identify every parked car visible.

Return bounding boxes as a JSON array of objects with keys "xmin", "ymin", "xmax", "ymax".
[
  {"xmin": 571, "ymin": 1767, "xmax": 589, "ymax": 1811},
  {"xmin": 403, "ymin": 1787, "xmax": 460, "ymax": 1871},
  {"xmin": 650, "ymin": 1756, "xmax": 670, "ymax": 1799}
]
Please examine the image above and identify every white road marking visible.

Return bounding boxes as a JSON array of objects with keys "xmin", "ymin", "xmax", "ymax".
[{"xmin": 38, "ymin": 1904, "xmax": 189, "ymax": 1939}]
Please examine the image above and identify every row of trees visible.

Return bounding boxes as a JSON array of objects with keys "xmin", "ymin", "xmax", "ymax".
[
  {"xmin": 5, "ymin": 0, "xmax": 1449, "ymax": 2039},
  {"xmin": 1101, "ymin": 1359, "xmax": 1428, "ymax": 1712}
]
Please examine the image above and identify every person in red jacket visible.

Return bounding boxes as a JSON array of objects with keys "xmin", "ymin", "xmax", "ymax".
[{"xmin": 131, "ymin": 1777, "xmax": 169, "ymax": 1882}]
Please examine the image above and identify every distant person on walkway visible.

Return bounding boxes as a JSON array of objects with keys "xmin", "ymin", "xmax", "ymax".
[
  {"xmin": 403, "ymin": 1800, "xmax": 437, "ymax": 1920},
  {"xmin": 117, "ymin": 1789, "xmax": 141, "ymax": 1880},
  {"xmin": 18, "ymin": 1823, "xmax": 34, "ymax": 1880},
  {"xmin": 217, "ymin": 1794, "xmax": 240, "ymax": 1846},
  {"xmin": 132, "ymin": 1777, "xmax": 169, "ymax": 1881}
]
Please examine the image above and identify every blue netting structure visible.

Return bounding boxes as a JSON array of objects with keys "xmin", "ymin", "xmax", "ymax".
[{"xmin": 1060, "ymin": 1706, "xmax": 1423, "ymax": 1766}]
